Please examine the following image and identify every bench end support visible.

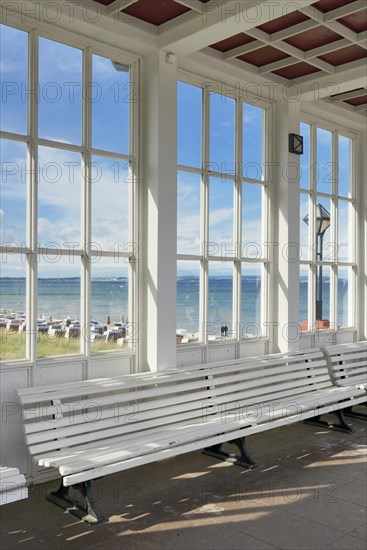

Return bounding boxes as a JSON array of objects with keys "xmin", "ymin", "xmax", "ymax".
[
  {"xmin": 202, "ymin": 437, "xmax": 258, "ymax": 469},
  {"xmin": 47, "ymin": 480, "xmax": 106, "ymax": 525},
  {"xmin": 304, "ymin": 409, "xmax": 354, "ymax": 434}
]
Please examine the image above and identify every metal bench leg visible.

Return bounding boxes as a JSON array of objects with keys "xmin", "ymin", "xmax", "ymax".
[
  {"xmin": 304, "ymin": 409, "xmax": 353, "ymax": 434},
  {"xmin": 202, "ymin": 437, "xmax": 258, "ymax": 469},
  {"xmin": 343, "ymin": 403, "xmax": 367, "ymax": 421},
  {"xmin": 47, "ymin": 479, "xmax": 106, "ymax": 525}
]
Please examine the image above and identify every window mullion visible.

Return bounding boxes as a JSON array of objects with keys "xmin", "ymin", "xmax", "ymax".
[
  {"xmin": 234, "ymin": 99, "xmax": 242, "ymax": 342},
  {"xmin": 27, "ymin": 29, "xmax": 39, "ymax": 366},
  {"xmin": 81, "ymin": 46, "xmax": 92, "ymax": 358},
  {"xmin": 201, "ymin": 85, "xmax": 210, "ymax": 344}
]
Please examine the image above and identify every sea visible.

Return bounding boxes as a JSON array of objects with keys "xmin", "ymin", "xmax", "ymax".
[{"xmin": 0, "ymin": 276, "xmax": 348, "ymax": 332}]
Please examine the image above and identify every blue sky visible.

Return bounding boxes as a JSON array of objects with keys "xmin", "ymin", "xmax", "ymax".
[{"xmin": 1, "ymin": 23, "xmax": 352, "ymax": 278}]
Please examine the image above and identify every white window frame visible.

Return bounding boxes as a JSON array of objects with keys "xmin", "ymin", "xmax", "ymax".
[
  {"xmin": 177, "ymin": 73, "xmax": 272, "ymax": 345},
  {"xmin": 0, "ymin": 21, "xmax": 140, "ymax": 363},
  {"xmin": 299, "ymin": 115, "xmax": 357, "ymax": 334}
]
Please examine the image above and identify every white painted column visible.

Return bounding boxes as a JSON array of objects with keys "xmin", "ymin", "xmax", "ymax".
[
  {"xmin": 140, "ymin": 51, "xmax": 177, "ymax": 371},
  {"xmin": 272, "ymin": 99, "xmax": 301, "ymax": 353},
  {"xmin": 358, "ymin": 125, "xmax": 367, "ymax": 341}
]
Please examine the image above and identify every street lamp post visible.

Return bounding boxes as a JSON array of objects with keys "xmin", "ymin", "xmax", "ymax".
[{"xmin": 303, "ymin": 204, "xmax": 331, "ymax": 321}]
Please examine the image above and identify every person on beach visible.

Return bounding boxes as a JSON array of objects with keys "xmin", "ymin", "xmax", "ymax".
[{"xmin": 107, "ymin": 316, "xmax": 111, "ymax": 325}]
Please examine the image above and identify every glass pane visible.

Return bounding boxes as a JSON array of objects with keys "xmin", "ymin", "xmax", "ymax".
[
  {"xmin": 243, "ymin": 103, "xmax": 264, "ymax": 181},
  {"xmin": 209, "ymin": 177, "xmax": 234, "ymax": 259},
  {"xmin": 242, "ymin": 183, "xmax": 263, "ymax": 258},
  {"xmin": 338, "ymin": 200, "xmax": 353, "ymax": 262},
  {"xmin": 209, "ymin": 92, "xmax": 235, "ymax": 174},
  {"xmin": 39, "ymin": 38, "xmax": 82, "ymax": 145},
  {"xmin": 316, "ymin": 127, "xmax": 333, "ymax": 194},
  {"xmin": 91, "ymin": 156, "xmax": 130, "ymax": 252},
  {"xmin": 91, "ymin": 258, "xmax": 130, "ymax": 352},
  {"xmin": 300, "ymin": 193, "xmax": 309, "ymax": 261},
  {"xmin": 338, "ymin": 135, "xmax": 351, "ymax": 198},
  {"xmin": 241, "ymin": 263, "xmax": 262, "ymax": 337},
  {"xmin": 338, "ymin": 267, "xmax": 350, "ymax": 328},
  {"xmin": 177, "ymin": 171, "xmax": 200, "ymax": 255},
  {"xmin": 316, "ymin": 196, "xmax": 333, "ymax": 261},
  {"xmin": 0, "ymin": 25, "xmax": 28, "ymax": 135},
  {"xmin": 208, "ymin": 263, "xmax": 233, "ymax": 340},
  {"xmin": 38, "ymin": 147, "xmax": 82, "ymax": 247},
  {"xmin": 0, "ymin": 139, "xmax": 27, "ymax": 246},
  {"xmin": 37, "ymin": 256, "xmax": 81, "ymax": 357},
  {"xmin": 300, "ymin": 122, "xmax": 310, "ymax": 189},
  {"xmin": 92, "ymin": 54, "xmax": 130, "ymax": 154},
  {"xmin": 0, "ymin": 254, "xmax": 26, "ymax": 360},
  {"xmin": 299, "ymin": 265, "xmax": 309, "ymax": 329},
  {"xmin": 177, "ymin": 82, "xmax": 201, "ymax": 168},
  {"xmin": 317, "ymin": 265, "xmax": 330, "ymax": 325},
  {"xmin": 176, "ymin": 261, "xmax": 200, "ymax": 342}
]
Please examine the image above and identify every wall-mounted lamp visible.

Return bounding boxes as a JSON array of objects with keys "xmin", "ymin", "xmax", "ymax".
[
  {"xmin": 111, "ymin": 60, "xmax": 130, "ymax": 73},
  {"xmin": 289, "ymin": 133, "xmax": 303, "ymax": 155}
]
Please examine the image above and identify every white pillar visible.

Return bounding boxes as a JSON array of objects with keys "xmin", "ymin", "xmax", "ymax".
[
  {"xmin": 140, "ymin": 51, "xmax": 177, "ymax": 371},
  {"xmin": 272, "ymin": 100, "xmax": 301, "ymax": 353},
  {"xmin": 358, "ymin": 125, "xmax": 367, "ymax": 340}
]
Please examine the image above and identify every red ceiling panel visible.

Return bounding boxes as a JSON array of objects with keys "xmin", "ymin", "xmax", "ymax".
[
  {"xmin": 312, "ymin": 0, "xmax": 357, "ymax": 13},
  {"xmin": 238, "ymin": 46, "xmax": 289, "ymax": 67},
  {"xmin": 285, "ymin": 26, "xmax": 342, "ymax": 51},
  {"xmin": 273, "ymin": 62, "xmax": 321, "ymax": 79},
  {"xmin": 258, "ymin": 11, "xmax": 309, "ymax": 34},
  {"xmin": 92, "ymin": 0, "xmax": 116, "ymax": 5},
  {"xmin": 318, "ymin": 44, "xmax": 366, "ymax": 65},
  {"xmin": 345, "ymin": 95, "xmax": 367, "ymax": 105},
  {"xmin": 338, "ymin": 8, "xmax": 367, "ymax": 32},
  {"xmin": 122, "ymin": 0, "xmax": 190, "ymax": 26},
  {"xmin": 211, "ymin": 33, "xmax": 255, "ymax": 53}
]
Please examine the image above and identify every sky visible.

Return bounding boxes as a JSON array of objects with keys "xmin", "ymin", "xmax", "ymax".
[{"xmin": 0, "ymin": 23, "xmax": 352, "ymax": 279}]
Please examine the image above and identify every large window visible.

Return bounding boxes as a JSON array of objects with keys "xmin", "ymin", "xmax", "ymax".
[
  {"xmin": 177, "ymin": 81, "xmax": 269, "ymax": 343},
  {"xmin": 299, "ymin": 121, "xmax": 355, "ymax": 332},
  {"xmin": 0, "ymin": 24, "xmax": 138, "ymax": 361}
]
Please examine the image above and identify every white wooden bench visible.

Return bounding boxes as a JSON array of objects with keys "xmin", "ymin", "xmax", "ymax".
[
  {"xmin": 323, "ymin": 341, "xmax": 367, "ymax": 419},
  {"xmin": 0, "ymin": 466, "xmax": 28, "ymax": 505},
  {"xmin": 17, "ymin": 348, "xmax": 366, "ymax": 524}
]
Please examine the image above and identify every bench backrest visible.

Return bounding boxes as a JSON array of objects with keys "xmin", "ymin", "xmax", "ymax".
[
  {"xmin": 17, "ymin": 348, "xmax": 330, "ymax": 460},
  {"xmin": 322, "ymin": 341, "xmax": 367, "ymax": 388}
]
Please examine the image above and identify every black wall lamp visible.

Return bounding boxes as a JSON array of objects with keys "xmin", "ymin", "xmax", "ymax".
[{"xmin": 289, "ymin": 133, "xmax": 304, "ymax": 155}]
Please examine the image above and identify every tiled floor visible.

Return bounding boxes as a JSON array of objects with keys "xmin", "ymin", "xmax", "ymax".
[{"xmin": 1, "ymin": 412, "xmax": 366, "ymax": 549}]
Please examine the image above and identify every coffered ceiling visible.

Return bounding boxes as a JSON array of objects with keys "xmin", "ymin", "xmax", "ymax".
[{"xmin": 73, "ymin": 1, "xmax": 367, "ymax": 113}]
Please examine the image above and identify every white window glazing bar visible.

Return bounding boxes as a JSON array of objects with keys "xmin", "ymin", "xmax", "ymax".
[
  {"xmin": 201, "ymin": 85, "xmax": 210, "ymax": 343},
  {"xmin": 27, "ymin": 28, "xmax": 39, "ymax": 366}
]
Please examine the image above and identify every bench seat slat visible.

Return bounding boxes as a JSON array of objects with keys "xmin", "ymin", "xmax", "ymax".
[
  {"xmin": 24, "ymin": 373, "xmax": 336, "ymax": 449},
  {"xmin": 22, "ymin": 365, "xmax": 332, "ymax": 429},
  {"xmin": 59, "ymin": 391, "xmax": 364, "ymax": 486},
  {"xmin": 18, "ymin": 352, "xmax": 326, "ymax": 405},
  {"xmin": 28, "ymin": 384, "xmax": 364, "ymax": 458},
  {"xmin": 24, "ymin": 374, "xmax": 335, "ymax": 442}
]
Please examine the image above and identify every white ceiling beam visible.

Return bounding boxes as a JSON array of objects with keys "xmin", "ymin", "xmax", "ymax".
[
  {"xmin": 305, "ymin": 58, "xmax": 335, "ymax": 74},
  {"xmin": 355, "ymin": 103, "xmax": 367, "ymax": 112},
  {"xmin": 290, "ymin": 61, "xmax": 367, "ymax": 101},
  {"xmin": 159, "ymin": 0, "xmax": 315, "ymax": 56},
  {"xmin": 270, "ymin": 19, "xmax": 318, "ymax": 43},
  {"xmin": 301, "ymin": 6, "xmax": 359, "ymax": 43},
  {"xmin": 324, "ymin": 0, "xmax": 367, "ymax": 21},
  {"xmin": 326, "ymin": 88, "xmax": 367, "ymax": 102},
  {"xmin": 257, "ymin": 56, "xmax": 299, "ymax": 74},
  {"xmin": 222, "ymin": 40, "xmax": 263, "ymax": 60},
  {"xmin": 357, "ymin": 31, "xmax": 367, "ymax": 47},
  {"xmin": 174, "ymin": 0, "xmax": 204, "ymax": 12},
  {"xmin": 245, "ymin": 27, "xmax": 271, "ymax": 43},
  {"xmin": 105, "ymin": 0, "xmax": 139, "ymax": 17},
  {"xmin": 304, "ymin": 38, "xmax": 350, "ymax": 59}
]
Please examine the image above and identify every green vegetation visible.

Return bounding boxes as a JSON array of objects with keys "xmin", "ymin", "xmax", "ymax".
[{"xmin": 0, "ymin": 328, "xmax": 128, "ymax": 361}]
